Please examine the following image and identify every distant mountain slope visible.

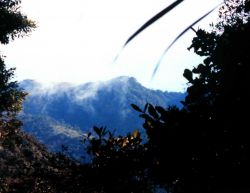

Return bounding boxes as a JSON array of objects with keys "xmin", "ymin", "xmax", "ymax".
[
  {"xmin": 19, "ymin": 76, "xmax": 185, "ymax": 158},
  {"xmin": 19, "ymin": 114, "xmax": 85, "ymax": 159}
]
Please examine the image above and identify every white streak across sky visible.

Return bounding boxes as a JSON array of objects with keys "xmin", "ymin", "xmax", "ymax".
[{"xmin": 2, "ymin": 0, "xmax": 222, "ymax": 91}]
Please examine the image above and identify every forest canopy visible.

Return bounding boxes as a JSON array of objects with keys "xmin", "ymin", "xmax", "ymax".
[{"xmin": 0, "ymin": 0, "xmax": 35, "ymax": 137}]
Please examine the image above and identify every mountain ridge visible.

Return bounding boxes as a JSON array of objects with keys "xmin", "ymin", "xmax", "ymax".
[{"xmin": 19, "ymin": 76, "xmax": 185, "ymax": 159}]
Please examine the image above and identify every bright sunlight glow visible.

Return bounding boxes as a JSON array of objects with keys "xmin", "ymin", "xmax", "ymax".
[{"xmin": 2, "ymin": 0, "xmax": 222, "ymax": 91}]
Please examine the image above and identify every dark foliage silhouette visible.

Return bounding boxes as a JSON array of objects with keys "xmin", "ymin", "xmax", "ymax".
[
  {"xmin": 86, "ymin": 0, "xmax": 250, "ymax": 192},
  {"xmin": 0, "ymin": 0, "xmax": 36, "ymax": 44},
  {"xmin": 0, "ymin": 0, "xmax": 35, "ymax": 142},
  {"xmin": 136, "ymin": 0, "xmax": 250, "ymax": 192}
]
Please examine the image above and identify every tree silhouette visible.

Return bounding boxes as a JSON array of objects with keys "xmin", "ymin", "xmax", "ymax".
[
  {"xmin": 87, "ymin": 1, "xmax": 250, "ymax": 192},
  {"xmin": 0, "ymin": 0, "xmax": 36, "ymax": 44},
  {"xmin": 83, "ymin": 126, "xmax": 153, "ymax": 193},
  {"xmin": 134, "ymin": 0, "xmax": 250, "ymax": 192},
  {"xmin": 0, "ymin": 0, "xmax": 35, "ymax": 137}
]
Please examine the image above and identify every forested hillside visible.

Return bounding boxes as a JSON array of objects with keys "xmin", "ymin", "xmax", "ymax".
[{"xmin": 18, "ymin": 77, "xmax": 184, "ymax": 158}]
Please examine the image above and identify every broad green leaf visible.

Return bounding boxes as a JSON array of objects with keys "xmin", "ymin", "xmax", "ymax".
[
  {"xmin": 131, "ymin": 103, "xmax": 143, "ymax": 112},
  {"xmin": 143, "ymin": 103, "xmax": 149, "ymax": 113},
  {"xmin": 93, "ymin": 126, "xmax": 101, "ymax": 138},
  {"xmin": 192, "ymin": 64, "xmax": 206, "ymax": 74},
  {"xmin": 183, "ymin": 69, "xmax": 193, "ymax": 82},
  {"xmin": 155, "ymin": 106, "xmax": 166, "ymax": 115},
  {"xmin": 139, "ymin": 114, "xmax": 154, "ymax": 123},
  {"xmin": 148, "ymin": 104, "xmax": 159, "ymax": 119}
]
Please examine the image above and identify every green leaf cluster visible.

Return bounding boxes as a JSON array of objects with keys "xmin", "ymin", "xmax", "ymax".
[
  {"xmin": 0, "ymin": 0, "xmax": 36, "ymax": 44},
  {"xmin": 0, "ymin": 0, "xmax": 35, "ymax": 137}
]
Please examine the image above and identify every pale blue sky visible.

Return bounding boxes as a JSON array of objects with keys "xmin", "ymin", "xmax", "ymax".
[{"xmin": 2, "ymin": 0, "xmax": 222, "ymax": 91}]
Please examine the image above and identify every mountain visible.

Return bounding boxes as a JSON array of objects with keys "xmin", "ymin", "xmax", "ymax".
[{"xmin": 19, "ymin": 76, "xmax": 185, "ymax": 159}]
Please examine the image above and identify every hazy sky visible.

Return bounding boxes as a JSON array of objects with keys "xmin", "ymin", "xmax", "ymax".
[{"xmin": 2, "ymin": 0, "xmax": 222, "ymax": 91}]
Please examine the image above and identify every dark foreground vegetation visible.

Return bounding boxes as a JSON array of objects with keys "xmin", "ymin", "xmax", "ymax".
[{"xmin": 1, "ymin": 0, "xmax": 250, "ymax": 192}]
